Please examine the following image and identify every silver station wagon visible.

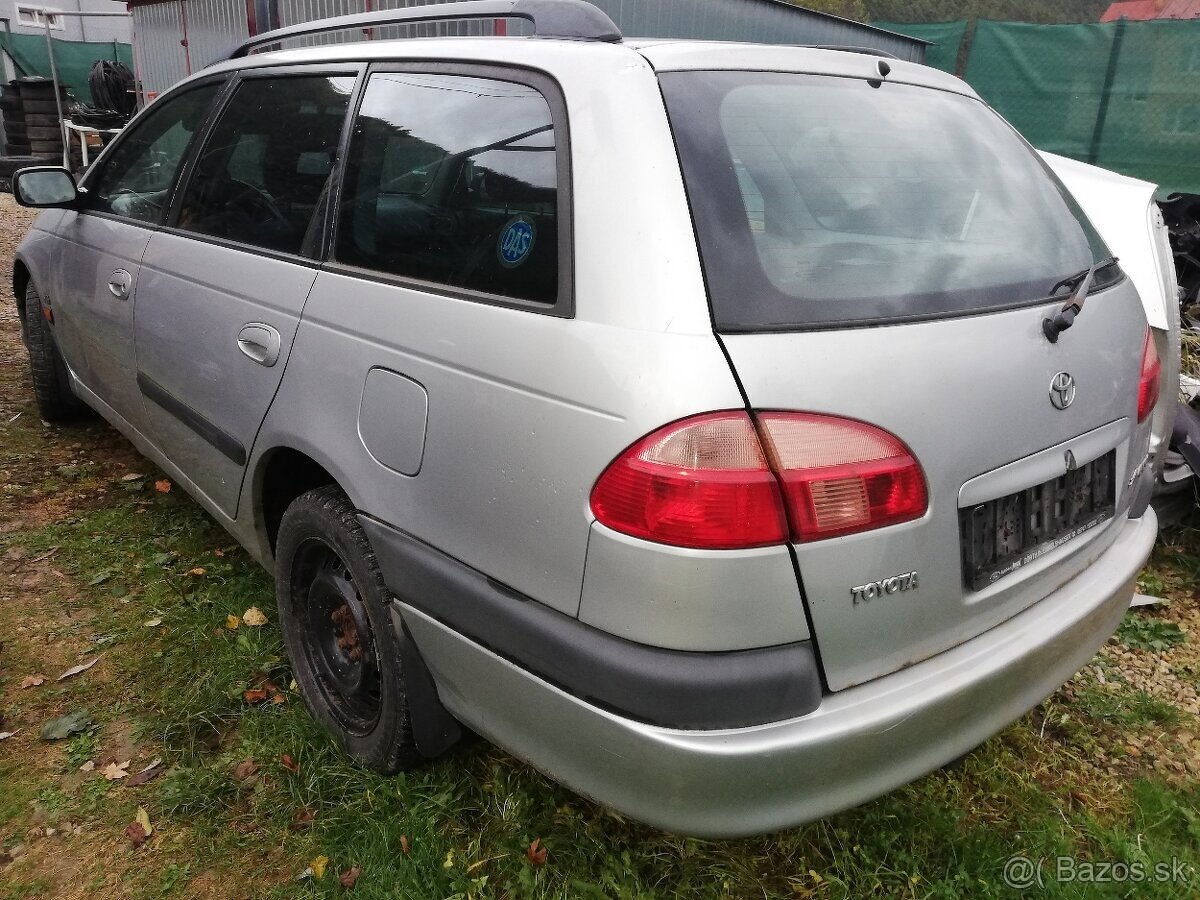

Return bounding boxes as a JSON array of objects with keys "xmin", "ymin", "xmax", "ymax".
[{"xmin": 11, "ymin": 0, "xmax": 1166, "ymax": 837}]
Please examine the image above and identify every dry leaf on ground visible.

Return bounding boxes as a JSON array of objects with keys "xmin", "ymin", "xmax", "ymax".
[
  {"xmin": 102, "ymin": 760, "xmax": 131, "ymax": 780},
  {"xmin": 78, "ymin": 760, "xmax": 95, "ymax": 773},
  {"xmin": 233, "ymin": 758, "xmax": 259, "ymax": 781},
  {"xmin": 243, "ymin": 688, "xmax": 270, "ymax": 704},
  {"xmin": 143, "ymin": 618, "xmax": 162, "ymax": 628},
  {"xmin": 526, "ymin": 838, "xmax": 548, "ymax": 866},
  {"xmin": 125, "ymin": 821, "xmax": 147, "ymax": 848},
  {"xmin": 20, "ymin": 674, "xmax": 45, "ymax": 688},
  {"xmin": 135, "ymin": 807, "xmax": 153, "ymax": 837},
  {"xmin": 339, "ymin": 866, "xmax": 362, "ymax": 888},
  {"xmin": 225, "ymin": 614, "xmax": 240, "ymax": 630},
  {"xmin": 400, "ymin": 835, "xmax": 410, "ymax": 856},
  {"xmin": 310, "ymin": 856, "xmax": 329, "ymax": 879},
  {"xmin": 126, "ymin": 758, "xmax": 164, "ymax": 787},
  {"xmin": 154, "ymin": 480, "xmax": 172, "ymax": 494},
  {"xmin": 56, "ymin": 658, "xmax": 99, "ymax": 681},
  {"xmin": 280, "ymin": 753, "xmax": 300, "ymax": 774},
  {"xmin": 185, "ymin": 567, "xmax": 206, "ymax": 577},
  {"xmin": 242, "ymin": 607, "xmax": 268, "ymax": 627}
]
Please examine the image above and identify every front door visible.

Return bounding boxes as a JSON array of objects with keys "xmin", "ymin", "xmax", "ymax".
[
  {"xmin": 53, "ymin": 82, "xmax": 223, "ymax": 431},
  {"xmin": 133, "ymin": 71, "xmax": 357, "ymax": 517}
]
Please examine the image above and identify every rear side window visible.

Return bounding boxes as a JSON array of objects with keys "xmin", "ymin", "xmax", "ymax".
[
  {"xmin": 660, "ymin": 72, "xmax": 1116, "ymax": 330},
  {"xmin": 335, "ymin": 72, "xmax": 559, "ymax": 305},
  {"xmin": 176, "ymin": 75, "xmax": 355, "ymax": 255}
]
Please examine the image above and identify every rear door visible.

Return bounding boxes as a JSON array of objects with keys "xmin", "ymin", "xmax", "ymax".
[
  {"xmin": 133, "ymin": 69, "xmax": 357, "ymax": 517},
  {"xmin": 662, "ymin": 70, "xmax": 1152, "ymax": 691}
]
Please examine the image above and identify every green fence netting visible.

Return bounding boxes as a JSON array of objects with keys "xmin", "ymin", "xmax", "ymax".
[
  {"xmin": 964, "ymin": 19, "xmax": 1200, "ymax": 196},
  {"xmin": 0, "ymin": 33, "xmax": 133, "ymax": 105},
  {"xmin": 873, "ymin": 20, "xmax": 966, "ymax": 73}
]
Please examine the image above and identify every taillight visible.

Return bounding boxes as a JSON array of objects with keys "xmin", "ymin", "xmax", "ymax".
[
  {"xmin": 758, "ymin": 413, "xmax": 927, "ymax": 542},
  {"xmin": 590, "ymin": 411, "xmax": 927, "ymax": 549},
  {"xmin": 1137, "ymin": 329, "xmax": 1161, "ymax": 424},
  {"xmin": 589, "ymin": 412, "xmax": 788, "ymax": 550}
]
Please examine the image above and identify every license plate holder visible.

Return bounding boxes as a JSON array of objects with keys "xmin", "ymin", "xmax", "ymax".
[{"xmin": 959, "ymin": 450, "xmax": 1115, "ymax": 591}]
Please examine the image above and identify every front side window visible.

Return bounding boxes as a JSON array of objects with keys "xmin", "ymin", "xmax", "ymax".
[
  {"xmin": 88, "ymin": 83, "xmax": 221, "ymax": 224},
  {"xmin": 176, "ymin": 75, "xmax": 355, "ymax": 255},
  {"xmin": 661, "ymin": 71, "xmax": 1116, "ymax": 330},
  {"xmin": 336, "ymin": 72, "xmax": 559, "ymax": 305}
]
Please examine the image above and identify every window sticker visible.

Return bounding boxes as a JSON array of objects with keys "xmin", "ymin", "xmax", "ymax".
[{"xmin": 497, "ymin": 216, "xmax": 536, "ymax": 268}]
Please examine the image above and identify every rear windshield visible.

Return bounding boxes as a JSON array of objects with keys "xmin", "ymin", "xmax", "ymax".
[{"xmin": 659, "ymin": 71, "xmax": 1117, "ymax": 330}]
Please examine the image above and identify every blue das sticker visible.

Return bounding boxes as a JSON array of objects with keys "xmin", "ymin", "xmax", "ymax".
[{"xmin": 497, "ymin": 216, "xmax": 536, "ymax": 268}]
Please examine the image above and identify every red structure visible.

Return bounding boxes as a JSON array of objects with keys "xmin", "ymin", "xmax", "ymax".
[{"xmin": 1101, "ymin": 0, "xmax": 1200, "ymax": 20}]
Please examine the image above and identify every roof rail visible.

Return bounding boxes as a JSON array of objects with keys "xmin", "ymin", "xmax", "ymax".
[
  {"xmin": 803, "ymin": 45, "xmax": 899, "ymax": 59},
  {"xmin": 228, "ymin": 0, "xmax": 622, "ymax": 59}
]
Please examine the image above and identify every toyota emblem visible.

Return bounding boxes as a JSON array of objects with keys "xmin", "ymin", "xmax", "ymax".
[{"xmin": 1049, "ymin": 372, "xmax": 1076, "ymax": 410}]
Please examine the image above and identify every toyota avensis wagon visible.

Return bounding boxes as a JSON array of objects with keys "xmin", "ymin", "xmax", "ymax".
[{"xmin": 10, "ymin": 0, "xmax": 1166, "ymax": 837}]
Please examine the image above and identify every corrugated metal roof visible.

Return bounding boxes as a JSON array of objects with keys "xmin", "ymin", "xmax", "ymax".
[
  {"xmin": 590, "ymin": 0, "xmax": 924, "ymax": 59},
  {"xmin": 1101, "ymin": 0, "xmax": 1200, "ymax": 21}
]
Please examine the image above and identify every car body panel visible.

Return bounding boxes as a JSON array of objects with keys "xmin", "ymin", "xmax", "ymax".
[
  {"xmin": 51, "ymin": 212, "xmax": 155, "ymax": 432},
  {"xmin": 402, "ymin": 510, "xmax": 1155, "ymax": 838},
  {"xmin": 722, "ymin": 279, "xmax": 1150, "ymax": 691},
  {"xmin": 133, "ymin": 232, "xmax": 317, "ymax": 518}
]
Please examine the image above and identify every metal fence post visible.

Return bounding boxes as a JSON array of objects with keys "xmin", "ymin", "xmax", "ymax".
[{"xmin": 1088, "ymin": 16, "xmax": 1128, "ymax": 165}]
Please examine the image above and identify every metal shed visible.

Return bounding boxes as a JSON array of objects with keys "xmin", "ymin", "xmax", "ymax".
[{"xmin": 127, "ymin": 0, "xmax": 925, "ymax": 98}]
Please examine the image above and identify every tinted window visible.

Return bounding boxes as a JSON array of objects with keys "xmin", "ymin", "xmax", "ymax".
[
  {"xmin": 89, "ymin": 83, "xmax": 221, "ymax": 224},
  {"xmin": 661, "ymin": 72, "xmax": 1116, "ymax": 330},
  {"xmin": 336, "ymin": 72, "xmax": 558, "ymax": 304},
  {"xmin": 176, "ymin": 75, "xmax": 355, "ymax": 255}
]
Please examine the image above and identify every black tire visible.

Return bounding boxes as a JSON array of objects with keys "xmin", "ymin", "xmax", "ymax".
[
  {"xmin": 5, "ymin": 123, "xmax": 27, "ymax": 138},
  {"xmin": 16, "ymin": 86, "xmax": 59, "ymax": 102},
  {"xmin": 20, "ymin": 99, "xmax": 61, "ymax": 114},
  {"xmin": 21, "ymin": 283, "xmax": 85, "ymax": 422},
  {"xmin": 29, "ymin": 141, "xmax": 63, "ymax": 155},
  {"xmin": 5, "ymin": 142, "xmax": 31, "ymax": 156},
  {"xmin": 276, "ymin": 486, "xmax": 420, "ymax": 773},
  {"xmin": 23, "ymin": 114, "xmax": 59, "ymax": 127},
  {"xmin": 26, "ymin": 126, "xmax": 61, "ymax": 141},
  {"xmin": 0, "ymin": 96, "xmax": 21, "ymax": 111}
]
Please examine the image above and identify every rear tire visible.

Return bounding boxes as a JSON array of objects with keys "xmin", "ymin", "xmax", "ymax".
[
  {"xmin": 276, "ymin": 486, "xmax": 421, "ymax": 773},
  {"xmin": 22, "ymin": 283, "xmax": 85, "ymax": 423}
]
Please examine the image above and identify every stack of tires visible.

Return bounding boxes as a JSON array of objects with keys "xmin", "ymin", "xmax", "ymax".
[{"xmin": 3, "ymin": 77, "xmax": 74, "ymax": 160}]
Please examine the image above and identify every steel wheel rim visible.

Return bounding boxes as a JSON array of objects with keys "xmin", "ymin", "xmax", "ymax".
[{"xmin": 291, "ymin": 536, "xmax": 382, "ymax": 736}]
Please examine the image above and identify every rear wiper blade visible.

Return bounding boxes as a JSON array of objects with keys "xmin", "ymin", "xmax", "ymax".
[{"xmin": 1042, "ymin": 256, "xmax": 1118, "ymax": 344}]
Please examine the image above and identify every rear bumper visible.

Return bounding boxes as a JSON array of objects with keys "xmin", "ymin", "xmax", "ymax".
[{"xmin": 400, "ymin": 510, "xmax": 1157, "ymax": 837}]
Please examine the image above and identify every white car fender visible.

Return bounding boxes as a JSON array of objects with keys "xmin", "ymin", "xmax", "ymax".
[{"xmin": 1041, "ymin": 151, "xmax": 1181, "ymax": 478}]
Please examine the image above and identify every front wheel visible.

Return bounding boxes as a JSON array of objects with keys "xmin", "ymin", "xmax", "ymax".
[
  {"xmin": 22, "ymin": 283, "xmax": 86, "ymax": 423},
  {"xmin": 275, "ymin": 485, "xmax": 420, "ymax": 773}
]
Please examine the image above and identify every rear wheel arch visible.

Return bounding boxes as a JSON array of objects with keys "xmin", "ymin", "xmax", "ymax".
[{"xmin": 256, "ymin": 447, "xmax": 341, "ymax": 557}]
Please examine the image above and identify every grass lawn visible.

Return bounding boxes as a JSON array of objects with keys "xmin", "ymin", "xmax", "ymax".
[{"xmin": 1, "ymin": 193, "xmax": 1199, "ymax": 898}]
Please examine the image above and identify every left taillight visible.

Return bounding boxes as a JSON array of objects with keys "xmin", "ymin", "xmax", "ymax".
[
  {"xmin": 1137, "ymin": 328, "xmax": 1161, "ymax": 424},
  {"xmin": 588, "ymin": 412, "xmax": 789, "ymax": 550}
]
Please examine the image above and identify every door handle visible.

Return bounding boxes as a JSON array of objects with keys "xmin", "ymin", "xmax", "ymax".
[
  {"xmin": 236, "ymin": 323, "xmax": 281, "ymax": 367},
  {"xmin": 107, "ymin": 268, "xmax": 132, "ymax": 299}
]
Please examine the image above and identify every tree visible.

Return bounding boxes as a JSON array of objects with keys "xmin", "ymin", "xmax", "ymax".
[{"xmin": 780, "ymin": 0, "xmax": 869, "ymax": 21}]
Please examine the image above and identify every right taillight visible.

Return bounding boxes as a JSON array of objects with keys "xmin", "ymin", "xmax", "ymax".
[
  {"xmin": 1137, "ymin": 328, "xmax": 1161, "ymax": 424},
  {"xmin": 757, "ymin": 412, "xmax": 928, "ymax": 542},
  {"xmin": 590, "ymin": 410, "xmax": 927, "ymax": 549}
]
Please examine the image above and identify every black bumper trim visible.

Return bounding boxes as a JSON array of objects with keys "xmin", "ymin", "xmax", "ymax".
[{"xmin": 360, "ymin": 515, "xmax": 822, "ymax": 730}]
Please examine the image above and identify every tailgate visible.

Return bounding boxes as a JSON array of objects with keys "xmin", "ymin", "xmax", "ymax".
[{"xmin": 723, "ymin": 285, "xmax": 1149, "ymax": 690}]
